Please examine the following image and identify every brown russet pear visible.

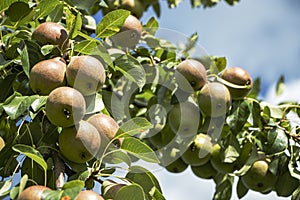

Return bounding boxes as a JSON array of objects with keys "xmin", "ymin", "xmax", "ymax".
[
  {"xmin": 45, "ymin": 87, "xmax": 86, "ymax": 127},
  {"xmin": 29, "ymin": 57, "xmax": 66, "ymax": 95},
  {"xmin": 75, "ymin": 190, "xmax": 104, "ymax": 200},
  {"xmin": 32, "ymin": 22, "xmax": 69, "ymax": 50},
  {"xmin": 17, "ymin": 185, "xmax": 50, "ymax": 200}
]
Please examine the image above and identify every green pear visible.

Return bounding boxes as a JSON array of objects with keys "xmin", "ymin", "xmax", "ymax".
[
  {"xmin": 45, "ymin": 87, "xmax": 86, "ymax": 127},
  {"xmin": 165, "ymin": 157, "xmax": 188, "ymax": 173},
  {"xmin": 191, "ymin": 161, "xmax": 217, "ymax": 179},
  {"xmin": 241, "ymin": 160, "xmax": 277, "ymax": 193},
  {"xmin": 58, "ymin": 120, "xmax": 101, "ymax": 164},
  {"xmin": 181, "ymin": 133, "xmax": 212, "ymax": 166}
]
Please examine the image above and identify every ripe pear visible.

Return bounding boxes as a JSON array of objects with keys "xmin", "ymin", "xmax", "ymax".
[
  {"xmin": 198, "ymin": 82, "xmax": 231, "ymax": 117},
  {"xmin": 66, "ymin": 56, "xmax": 106, "ymax": 96},
  {"xmin": 181, "ymin": 133, "xmax": 212, "ymax": 166},
  {"xmin": 29, "ymin": 57, "xmax": 66, "ymax": 95},
  {"xmin": 58, "ymin": 120, "xmax": 101, "ymax": 164},
  {"xmin": 165, "ymin": 157, "xmax": 188, "ymax": 173},
  {"xmin": 241, "ymin": 160, "xmax": 277, "ymax": 193},
  {"xmin": 0, "ymin": 136, "xmax": 5, "ymax": 151},
  {"xmin": 45, "ymin": 87, "xmax": 86, "ymax": 127},
  {"xmin": 221, "ymin": 67, "xmax": 252, "ymax": 100},
  {"xmin": 111, "ymin": 15, "xmax": 142, "ymax": 48},
  {"xmin": 210, "ymin": 143, "xmax": 236, "ymax": 174},
  {"xmin": 87, "ymin": 113, "xmax": 119, "ymax": 140},
  {"xmin": 191, "ymin": 161, "xmax": 217, "ymax": 179},
  {"xmin": 17, "ymin": 185, "xmax": 50, "ymax": 200},
  {"xmin": 75, "ymin": 190, "xmax": 104, "ymax": 200},
  {"xmin": 175, "ymin": 59, "xmax": 207, "ymax": 91},
  {"xmin": 168, "ymin": 101, "xmax": 201, "ymax": 137},
  {"xmin": 275, "ymin": 170, "xmax": 299, "ymax": 197},
  {"xmin": 32, "ymin": 22, "xmax": 69, "ymax": 50}
]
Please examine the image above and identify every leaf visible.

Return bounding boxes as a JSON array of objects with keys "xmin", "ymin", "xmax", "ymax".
[
  {"xmin": 0, "ymin": 73, "xmax": 17, "ymax": 103},
  {"xmin": 116, "ymin": 117, "xmax": 153, "ymax": 137},
  {"xmin": 121, "ymin": 137, "xmax": 159, "ymax": 163},
  {"xmin": 248, "ymin": 77, "xmax": 261, "ymax": 98},
  {"xmin": 114, "ymin": 184, "xmax": 146, "ymax": 200},
  {"xmin": 42, "ymin": 190, "xmax": 63, "ymax": 200},
  {"xmin": 3, "ymin": 95, "xmax": 39, "ymax": 120},
  {"xmin": 68, "ymin": 11, "xmax": 82, "ymax": 39},
  {"xmin": 213, "ymin": 57, "xmax": 227, "ymax": 72},
  {"xmin": 236, "ymin": 177, "xmax": 248, "ymax": 199},
  {"xmin": 126, "ymin": 165, "xmax": 162, "ymax": 198},
  {"xmin": 85, "ymin": 93, "xmax": 105, "ymax": 114},
  {"xmin": 19, "ymin": 41, "xmax": 30, "ymax": 78},
  {"xmin": 0, "ymin": 179, "xmax": 12, "ymax": 197},
  {"xmin": 18, "ymin": 174, "xmax": 28, "ymax": 196},
  {"xmin": 0, "ymin": 0, "xmax": 19, "ymax": 13},
  {"xmin": 224, "ymin": 145, "xmax": 239, "ymax": 163},
  {"xmin": 34, "ymin": 0, "xmax": 60, "ymax": 20},
  {"xmin": 96, "ymin": 9, "xmax": 130, "ymax": 38},
  {"xmin": 149, "ymin": 187, "xmax": 166, "ymax": 200},
  {"xmin": 114, "ymin": 54, "xmax": 146, "ymax": 89},
  {"xmin": 264, "ymin": 128, "xmax": 288, "ymax": 155},
  {"xmin": 213, "ymin": 174, "xmax": 233, "ymax": 200},
  {"xmin": 226, "ymin": 100, "xmax": 250, "ymax": 134},
  {"xmin": 46, "ymin": 3, "xmax": 64, "ymax": 22},
  {"xmin": 276, "ymin": 75, "xmax": 285, "ymax": 96},
  {"xmin": 31, "ymin": 96, "xmax": 47, "ymax": 112},
  {"xmin": 12, "ymin": 144, "xmax": 47, "ymax": 171},
  {"xmin": 61, "ymin": 180, "xmax": 85, "ymax": 200},
  {"xmin": 103, "ymin": 149, "xmax": 131, "ymax": 166},
  {"xmin": 6, "ymin": 2, "xmax": 32, "ymax": 22},
  {"xmin": 145, "ymin": 17, "xmax": 159, "ymax": 35}
]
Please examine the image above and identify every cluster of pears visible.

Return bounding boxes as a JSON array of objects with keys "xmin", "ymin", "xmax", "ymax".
[
  {"xmin": 29, "ymin": 20, "xmax": 132, "ymax": 164},
  {"xmin": 17, "ymin": 185, "xmax": 104, "ymax": 200}
]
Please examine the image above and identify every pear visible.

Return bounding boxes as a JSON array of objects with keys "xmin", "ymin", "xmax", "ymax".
[
  {"xmin": 45, "ymin": 87, "xmax": 86, "ymax": 127},
  {"xmin": 165, "ymin": 157, "xmax": 188, "ymax": 173},
  {"xmin": 0, "ymin": 136, "xmax": 5, "ymax": 151},
  {"xmin": 17, "ymin": 185, "xmax": 50, "ymax": 200},
  {"xmin": 29, "ymin": 57, "xmax": 66, "ymax": 95},
  {"xmin": 66, "ymin": 56, "xmax": 106, "ymax": 96},
  {"xmin": 191, "ymin": 161, "xmax": 217, "ymax": 179},
  {"xmin": 75, "ymin": 190, "xmax": 104, "ymax": 200},
  {"xmin": 58, "ymin": 120, "xmax": 101, "ymax": 164}
]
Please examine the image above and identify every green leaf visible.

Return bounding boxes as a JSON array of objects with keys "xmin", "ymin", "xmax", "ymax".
[
  {"xmin": 31, "ymin": 96, "xmax": 47, "ymax": 112},
  {"xmin": 96, "ymin": 9, "xmax": 130, "ymax": 38},
  {"xmin": 121, "ymin": 137, "xmax": 159, "ymax": 163},
  {"xmin": 0, "ymin": 0, "xmax": 19, "ymax": 13},
  {"xmin": 145, "ymin": 17, "xmax": 159, "ymax": 35},
  {"xmin": 248, "ymin": 77, "xmax": 261, "ymax": 98},
  {"xmin": 18, "ymin": 174, "xmax": 28, "ymax": 197},
  {"xmin": 73, "ymin": 40, "xmax": 99, "ymax": 55},
  {"xmin": 42, "ymin": 190, "xmax": 63, "ymax": 200},
  {"xmin": 19, "ymin": 41, "xmax": 30, "ymax": 78},
  {"xmin": 116, "ymin": 117, "xmax": 153, "ymax": 137},
  {"xmin": 264, "ymin": 128, "xmax": 288, "ymax": 154},
  {"xmin": 61, "ymin": 180, "xmax": 85, "ymax": 200},
  {"xmin": 3, "ymin": 95, "xmax": 39, "ymax": 120},
  {"xmin": 12, "ymin": 144, "xmax": 47, "ymax": 171},
  {"xmin": 276, "ymin": 75, "xmax": 284, "ymax": 96},
  {"xmin": 46, "ymin": 3, "xmax": 64, "ymax": 22},
  {"xmin": 115, "ymin": 184, "xmax": 146, "ymax": 200},
  {"xmin": 6, "ymin": 2, "xmax": 32, "ymax": 22},
  {"xmin": 103, "ymin": 149, "xmax": 131, "ymax": 166},
  {"xmin": 226, "ymin": 100, "xmax": 250, "ymax": 134},
  {"xmin": 114, "ymin": 54, "xmax": 146, "ymax": 89},
  {"xmin": 0, "ymin": 179, "xmax": 12, "ymax": 197},
  {"xmin": 0, "ymin": 73, "xmax": 17, "ymax": 103},
  {"xmin": 34, "ymin": 0, "xmax": 60, "ymax": 20},
  {"xmin": 213, "ymin": 174, "xmax": 233, "ymax": 200},
  {"xmin": 85, "ymin": 93, "xmax": 105, "ymax": 114},
  {"xmin": 224, "ymin": 145, "xmax": 239, "ymax": 163},
  {"xmin": 236, "ymin": 177, "xmax": 248, "ymax": 199},
  {"xmin": 126, "ymin": 166, "xmax": 162, "ymax": 198},
  {"xmin": 67, "ymin": 10, "xmax": 82, "ymax": 39},
  {"xmin": 149, "ymin": 187, "xmax": 166, "ymax": 200}
]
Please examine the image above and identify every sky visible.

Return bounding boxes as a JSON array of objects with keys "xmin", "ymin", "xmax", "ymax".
[{"xmin": 137, "ymin": 0, "xmax": 300, "ymax": 200}]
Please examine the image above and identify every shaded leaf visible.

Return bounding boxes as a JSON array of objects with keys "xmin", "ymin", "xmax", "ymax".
[
  {"xmin": 19, "ymin": 41, "xmax": 30, "ymax": 78},
  {"xmin": 12, "ymin": 144, "xmax": 47, "ymax": 171},
  {"xmin": 115, "ymin": 184, "xmax": 145, "ymax": 200},
  {"xmin": 236, "ymin": 177, "xmax": 248, "ymax": 199},
  {"xmin": 0, "ymin": 73, "xmax": 17, "ymax": 103},
  {"xmin": 46, "ymin": 3, "xmax": 64, "ymax": 22},
  {"xmin": 226, "ymin": 100, "xmax": 250, "ymax": 134},
  {"xmin": 103, "ymin": 149, "xmax": 131, "ymax": 166},
  {"xmin": 61, "ymin": 180, "xmax": 85, "ymax": 200},
  {"xmin": 34, "ymin": 0, "xmax": 60, "ymax": 20},
  {"xmin": 121, "ymin": 137, "xmax": 159, "ymax": 163},
  {"xmin": 116, "ymin": 117, "xmax": 153, "ymax": 137},
  {"xmin": 264, "ymin": 128, "xmax": 288, "ymax": 155}
]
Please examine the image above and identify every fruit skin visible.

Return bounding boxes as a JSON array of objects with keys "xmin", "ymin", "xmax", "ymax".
[
  {"xmin": 111, "ymin": 15, "xmax": 142, "ymax": 48},
  {"xmin": 17, "ymin": 185, "xmax": 50, "ymax": 200},
  {"xmin": 75, "ymin": 190, "xmax": 104, "ymax": 200},
  {"xmin": 120, "ymin": 0, "xmax": 145, "ymax": 19},
  {"xmin": 221, "ymin": 67, "xmax": 252, "ymax": 100},
  {"xmin": 66, "ymin": 56, "xmax": 106, "ymax": 96},
  {"xmin": 198, "ymin": 82, "xmax": 231, "ymax": 117},
  {"xmin": 191, "ymin": 161, "xmax": 217, "ymax": 179},
  {"xmin": 87, "ymin": 113, "xmax": 119, "ymax": 140},
  {"xmin": 175, "ymin": 59, "xmax": 207, "ymax": 91},
  {"xmin": 181, "ymin": 133, "xmax": 212, "ymax": 166},
  {"xmin": 32, "ymin": 22, "xmax": 69, "ymax": 50},
  {"xmin": 210, "ymin": 143, "xmax": 236, "ymax": 174},
  {"xmin": 58, "ymin": 120, "xmax": 101, "ymax": 164},
  {"xmin": 241, "ymin": 160, "xmax": 277, "ymax": 193},
  {"xmin": 168, "ymin": 101, "xmax": 201, "ymax": 137},
  {"xmin": 275, "ymin": 170, "xmax": 299, "ymax": 197},
  {"xmin": 29, "ymin": 57, "xmax": 66, "ymax": 95},
  {"xmin": 45, "ymin": 87, "xmax": 86, "ymax": 127}
]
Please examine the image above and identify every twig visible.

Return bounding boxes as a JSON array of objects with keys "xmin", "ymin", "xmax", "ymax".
[{"xmin": 52, "ymin": 152, "xmax": 65, "ymax": 190}]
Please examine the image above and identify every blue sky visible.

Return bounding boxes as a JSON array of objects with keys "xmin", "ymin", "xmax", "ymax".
[{"xmin": 138, "ymin": 0, "xmax": 300, "ymax": 199}]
